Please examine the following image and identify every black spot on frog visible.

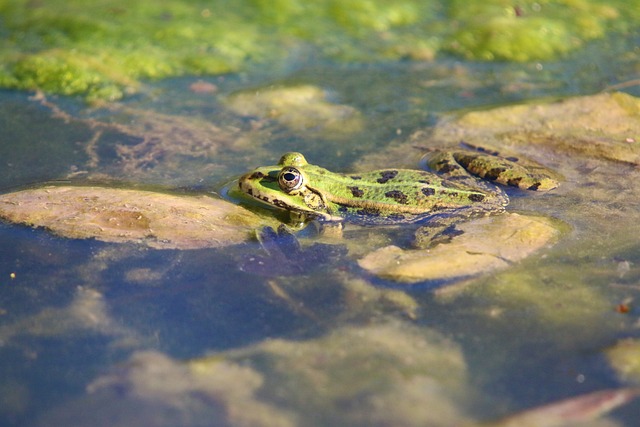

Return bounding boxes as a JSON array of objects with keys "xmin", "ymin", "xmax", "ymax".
[
  {"xmin": 348, "ymin": 186, "xmax": 365, "ymax": 198},
  {"xmin": 377, "ymin": 170, "xmax": 398, "ymax": 184},
  {"xmin": 468, "ymin": 193, "xmax": 485, "ymax": 202},
  {"xmin": 421, "ymin": 187, "xmax": 435, "ymax": 197},
  {"xmin": 385, "ymin": 190, "xmax": 408, "ymax": 204}
]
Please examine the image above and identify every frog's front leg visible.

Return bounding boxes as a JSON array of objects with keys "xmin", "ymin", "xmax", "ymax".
[
  {"xmin": 424, "ymin": 149, "xmax": 559, "ymax": 192},
  {"xmin": 287, "ymin": 210, "xmax": 311, "ymax": 228},
  {"xmin": 286, "ymin": 210, "xmax": 344, "ymax": 239}
]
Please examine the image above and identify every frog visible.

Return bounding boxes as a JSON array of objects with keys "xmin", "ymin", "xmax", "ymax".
[{"xmin": 236, "ymin": 148, "xmax": 558, "ymax": 247}]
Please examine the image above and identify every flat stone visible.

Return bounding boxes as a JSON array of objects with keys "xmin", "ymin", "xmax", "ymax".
[
  {"xmin": 0, "ymin": 186, "xmax": 276, "ymax": 249},
  {"xmin": 358, "ymin": 213, "xmax": 564, "ymax": 284}
]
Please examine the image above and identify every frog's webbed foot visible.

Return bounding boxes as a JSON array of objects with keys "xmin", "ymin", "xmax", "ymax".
[
  {"xmin": 251, "ymin": 223, "xmax": 347, "ymax": 273},
  {"xmin": 412, "ymin": 214, "xmax": 466, "ymax": 249},
  {"xmin": 413, "ymin": 222, "xmax": 463, "ymax": 249}
]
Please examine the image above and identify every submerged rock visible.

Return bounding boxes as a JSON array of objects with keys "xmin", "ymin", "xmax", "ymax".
[
  {"xmin": 606, "ymin": 339, "xmax": 640, "ymax": 385},
  {"xmin": 39, "ymin": 320, "xmax": 470, "ymax": 426},
  {"xmin": 226, "ymin": 85, "xmax": 363, "ymax": 138},
  {"xmin": 203, "ymin": 319, "xmax": 472, "ymax": 426},
  {"xmin": 0, "ymin": 286, "xmax": 138, "ymax": 346},
  {"xmin": 358, "ymin": 213, "xmax": 564, "ymax": 284},
  {"xmin": 41, "ymin": 350, "xmax": 297, "ymax": 427}
]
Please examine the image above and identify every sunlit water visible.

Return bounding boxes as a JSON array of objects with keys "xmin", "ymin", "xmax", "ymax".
[{"xmin": 1, "ymin": 31, "xmax": 640, "ymax": 426}]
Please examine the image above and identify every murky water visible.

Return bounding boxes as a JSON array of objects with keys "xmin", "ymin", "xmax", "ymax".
[{"xmin": 1, "ymin": 26, "xmax": 640, "ymax": 427}]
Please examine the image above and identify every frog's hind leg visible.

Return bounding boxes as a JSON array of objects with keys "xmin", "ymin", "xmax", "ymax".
[
  {"xmin": 412, "ymin": 207, "xmax": 492, "ymax": 249},
  {"xmin": 424, "ymin": 149, "xmax": 558, "ymax": 192},
  {"xmin": 412, "ymin": 215, "xmax": 463, "ymax": 248}
]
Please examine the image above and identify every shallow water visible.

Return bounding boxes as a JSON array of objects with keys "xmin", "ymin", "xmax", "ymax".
[{"xmin": 1, "ymin": 24, "xmax": 640, "ymax": 427}]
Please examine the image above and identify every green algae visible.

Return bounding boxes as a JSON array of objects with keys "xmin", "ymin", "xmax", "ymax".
[
  {"xmin": 0, "ymin": 0, "xmax": 268, "ymax": 101},
  {"xmin": 444, "ymin": 0, "xmax": 624, "ymax": 61},
  {"xmin": 0, "ymin": 0, "xmax": 637, "ymax": 101}
]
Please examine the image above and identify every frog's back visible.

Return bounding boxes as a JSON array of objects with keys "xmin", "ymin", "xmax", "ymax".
[{"xmin": 305, "ymin": 168, "xmax": 508, "ymax": 225}]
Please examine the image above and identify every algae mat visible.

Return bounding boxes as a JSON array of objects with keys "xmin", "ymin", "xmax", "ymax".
[{"xmin": 1, "ymin": 0, "xmax": 636, "ymax": 100}]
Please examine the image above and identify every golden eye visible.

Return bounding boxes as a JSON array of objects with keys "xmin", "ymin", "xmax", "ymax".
[{"xmin": 278, "ymin": 167, "xmax": 303, "ymax": 193}]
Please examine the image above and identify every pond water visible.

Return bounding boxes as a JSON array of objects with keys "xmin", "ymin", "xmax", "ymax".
[{"xmin": 1, "ymin": 11, "xmax": 640, "ymax": 427}]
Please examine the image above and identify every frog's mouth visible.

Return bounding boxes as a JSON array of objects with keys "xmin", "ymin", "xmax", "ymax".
[
  {"xmin": 238, "ymin": 171, "xmax": 297, "ymax": 209},
  {"xmin": 237, "ymin": 170, "xmax": 333, "ymax": 223},
  {"xmin": 238, "ymin": 171, "xmax": 277, "ymax": 197}
]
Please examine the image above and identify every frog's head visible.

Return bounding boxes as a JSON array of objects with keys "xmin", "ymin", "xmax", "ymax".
[{"xmin": 237, "ymin": 152, "xmax": 330, "ymax": 219}]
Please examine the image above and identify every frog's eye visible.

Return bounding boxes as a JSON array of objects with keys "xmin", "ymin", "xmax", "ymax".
[{"xmin": 278, "ymin": 167, "xmax": 303, "ymax": 193}]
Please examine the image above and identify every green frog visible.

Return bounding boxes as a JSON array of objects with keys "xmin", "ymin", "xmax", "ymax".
[{"xmin": 237, "ymin": 149, "xmax": 558, "ymax": 246}]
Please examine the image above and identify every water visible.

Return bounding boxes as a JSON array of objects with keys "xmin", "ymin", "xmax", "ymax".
[{"xmin": 1, "ymin": 27, "xmax": 640, "ymax": 427}]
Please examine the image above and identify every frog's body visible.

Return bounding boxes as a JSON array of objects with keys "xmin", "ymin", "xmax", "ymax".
[
  {"xmin": 238, "ymin": 150, "xmax": 557, "ymax": 247},
  {"xmin": 237, "ymin": 150, "xmax": 557, "ymax": 244},
  {"xmin": 238, "ymin": 151, "xmax": 557, "ymax": 247}
]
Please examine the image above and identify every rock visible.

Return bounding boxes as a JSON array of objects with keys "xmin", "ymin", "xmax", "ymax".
[
  {"xmin": 358, "ymin": 213, "xmax": 564, "ymax": 284},
  {"xmin": 226, "ymin": 85, "xmax": 363, "ymax": 138},
  {"xmin": 0, "ymin": 186, "xmax": 277, "ymax": 249}
]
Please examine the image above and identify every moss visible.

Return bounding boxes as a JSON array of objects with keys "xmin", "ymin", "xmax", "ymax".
[
  {"xmin": 9, "ymin": 50, "xmax": 129, "ymax": 101},
  {"xmin": 328, "ymin": 0, "xmax": 421, "ymax": 33},
  {"xmin": 445, "ymin": 0, "xmax": 624, "ymax": 61},
  {"xmin": 0, "ymin": 0, "xmax": 636, "ymax": 100},
  {"xmin": 0, "ymin": 0, "xmax": 270, "ymax": 101}
]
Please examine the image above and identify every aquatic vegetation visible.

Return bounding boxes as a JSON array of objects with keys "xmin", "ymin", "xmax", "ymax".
[
  {"xmin": 445, "ymin": 0, "xmax": 625, "ymax": 61},
  {"xmin": 0, "ymin": 0, "xmax": 636, "ymax": 100}
]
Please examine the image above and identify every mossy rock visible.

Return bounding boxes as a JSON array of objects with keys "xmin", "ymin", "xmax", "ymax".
[
  {"xmin": 431, "ymin": 92, "xmax": 640, "ymax": 165},
  {"xmin": 355, "ymin": 92, "xmax": 640, "ymax": 170}
]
